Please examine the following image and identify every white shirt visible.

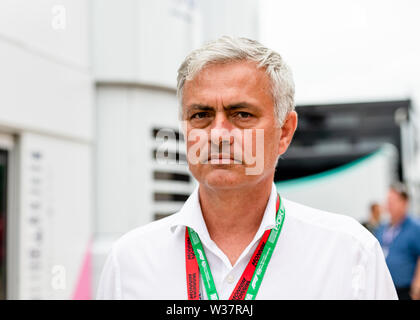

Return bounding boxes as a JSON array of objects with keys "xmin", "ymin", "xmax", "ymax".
[{"xmin": 96, "ymin": 183, "xmax": 397, "ymax": 300}]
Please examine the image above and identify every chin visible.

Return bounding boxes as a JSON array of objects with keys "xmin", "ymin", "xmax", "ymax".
[{"xmin": 200, "ymin": 168, "xmax": 252, "ymax": 189}]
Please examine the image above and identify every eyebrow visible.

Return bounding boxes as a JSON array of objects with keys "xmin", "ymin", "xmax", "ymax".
[
  {"xmin": 186, "ymin": 102, "xmax": 260, "ymax": 113},
  {"xmin": 186, "ymin": 104, "xmax": 213, "ymax": 112}
]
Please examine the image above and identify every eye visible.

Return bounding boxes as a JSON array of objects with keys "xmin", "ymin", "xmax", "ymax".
[
  {"xmin": 234, "ymin": 112, "xmax": 253, "ymax": 119},
  {"xmin": 190, "ymin": 112, "xmax": 210, "ymax": 120}
]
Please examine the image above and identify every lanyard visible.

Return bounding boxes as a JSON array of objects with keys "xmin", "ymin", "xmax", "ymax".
[
  {"xmin": 185, "ymin": 193, "xmax": 285, "ymax": 300},
  {"xmin": 381, "ymin": 223, "xmax": 403, "ymax": 258}
]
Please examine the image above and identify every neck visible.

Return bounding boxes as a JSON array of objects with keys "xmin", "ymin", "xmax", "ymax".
[
  {"xmin": 369, "ymin": 216, "xmax": 379, "ymax": 225},
  {"xmin": 391, "ymin": 213, "xmax": 407, "ymax": 227},
  {"xmin": 198, "ymin": 177, "xmax": 273, "ymax": 265}
]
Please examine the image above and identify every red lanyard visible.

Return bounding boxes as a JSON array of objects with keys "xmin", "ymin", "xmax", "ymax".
[
  {"xmin": 185, "ymin": 194, "xmax": 280, "ymax": 300},
  {"xmin": 185, "ymin": 229, "xmax": 200, "ymax": 300}
]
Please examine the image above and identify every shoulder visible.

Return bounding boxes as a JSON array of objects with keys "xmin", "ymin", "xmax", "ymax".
[
  {"xmin": 282, "ymin": 197, "xmax": 378, "ymax": 250},
  {"xmin": 376, "ymin": 222, "xmax": 387, "ymax": 232},
  {"xmin": 111, "ymin": 213, "xmax": 180, "ymax": 256},
  {"xmin": 406, "ymin": 215, "xmax": 420, "ymax": 229},
  {"xmin": 405, "ymin": 216, "xmax": 420, "ymax": 240},
  {"xmin": 374, "ymin": 223, "xmax": 386, "ymax": 238}
]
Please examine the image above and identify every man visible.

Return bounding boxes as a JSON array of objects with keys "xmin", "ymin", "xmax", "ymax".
[
  {"xmin": 362, "ymin": 203, "xmax": 382, "ymax": 234},
  {"xmin": 97, "ymin": 36, "xmax": 397, "ymax": 299},
  {"xmin": 375, "ymin": 183, "xmax": 420, "ymax": 300}
]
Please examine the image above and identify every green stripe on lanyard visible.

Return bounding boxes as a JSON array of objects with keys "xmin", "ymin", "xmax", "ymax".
[
  {"xmin": 188, "ymin": 227, "xmax": 220, "ymax": 300},
  {"xmin": 187, "ymin": 193, "xmax": 285, "ymax": 300},
  {"xmin": 245, "ymin": 195, "xmax": 285, "ymax": 300}
]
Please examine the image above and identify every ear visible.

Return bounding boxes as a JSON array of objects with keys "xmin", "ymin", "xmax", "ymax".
[{"xmin": 278, "ymin": 111, "xmax": 298, "ymax": 156}]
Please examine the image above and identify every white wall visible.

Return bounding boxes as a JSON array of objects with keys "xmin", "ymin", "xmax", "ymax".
[
  {"xmin": 0, "ymin": 0, "xmax": 93, "ymax": 141},
  {"xmin": 197, "ymin": 0, "xmax": 259, "ymax": 42},
  {"xmin": 0, "ymin": 0, "xmax": 89, "ymax": 68},
  {"xmin": 91, "ymin": 0, "xmax": 200, "ymax": 88},
  {"xmin": 260, "ymin": 0, "xmax": 420, "ymax": 106}
]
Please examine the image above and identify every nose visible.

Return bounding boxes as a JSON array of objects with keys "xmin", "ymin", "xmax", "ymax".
[{"xmin": 209, "ymin": 112, "xmax": 233, "ymax": 146}]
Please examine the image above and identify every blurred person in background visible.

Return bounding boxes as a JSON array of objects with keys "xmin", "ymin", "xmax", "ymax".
[
  {"xmin": 362, "ymin": 202, "xmax": 382, "ymax": 234},
  {"xmin": 375, "ymin": 182, "xmax": 420, "ymax": 300}
]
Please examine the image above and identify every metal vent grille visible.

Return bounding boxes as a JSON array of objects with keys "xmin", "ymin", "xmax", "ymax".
[{"xmin": 151, "ymin": 127, "xmax": 194, "ymax": 220}]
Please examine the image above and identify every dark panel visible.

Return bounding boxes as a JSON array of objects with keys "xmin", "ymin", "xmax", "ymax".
[
  {"xmin": 0, "ymin": 150, "xmax": 7, "ymax": 300},
  {"xmin": 276, "ymin": 100, "xmax": 410, "ymax": 181},
  {"xmin": 153, "ymin": 192, "xmax": 190, "ymax": 202},
  {"xmin": 153, "ymin": 171, "xmax": 191, "ymax": 182},
  {"xmin": 275, "ymin": 148, "xmax": 377, "ymax": 181}
]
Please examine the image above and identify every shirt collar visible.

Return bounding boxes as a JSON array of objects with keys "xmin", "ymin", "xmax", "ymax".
[{"xmin": 170, "ymin": 182, "xmax": 279, "ymax": 241}]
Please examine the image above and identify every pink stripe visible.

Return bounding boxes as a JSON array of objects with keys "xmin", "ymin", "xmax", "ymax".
[{"xmin": 72, "ymin": 240, "xmax": 92, "ymax": 300}]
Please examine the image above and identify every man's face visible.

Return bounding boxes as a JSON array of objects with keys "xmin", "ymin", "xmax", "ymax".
[
  {"xmin": 386, "ymin": 189, "xmax": 408, "ymax": 223},
  {"xmin": 371, "ymin": 204, "xmax": 382, "ymax": 221},
  {"xmin": 181, "ymin": 60, "xmax": 297, "ymax": 190}
]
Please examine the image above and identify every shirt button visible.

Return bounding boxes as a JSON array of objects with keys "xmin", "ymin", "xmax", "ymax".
[{"xmin": 227, "ymin": 275, "xmax": 235, "ymax": 284}]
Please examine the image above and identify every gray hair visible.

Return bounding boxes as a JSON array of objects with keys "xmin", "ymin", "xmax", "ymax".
[{"xmin": 176, "ymin": 36, "xmax": 295, "ymax": 125}]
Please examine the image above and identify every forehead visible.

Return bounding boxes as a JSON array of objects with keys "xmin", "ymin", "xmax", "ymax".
[
  {"xmin": 182, "ymin": 60, "xmax": 273, "ymax": 105},
  {"xmin": 388, "ymin": 189, "xmax": 403, "ymax": 199}
]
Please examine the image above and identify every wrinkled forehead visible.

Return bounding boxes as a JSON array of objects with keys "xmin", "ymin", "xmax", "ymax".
[{"xmin": 182, "ymin": 61, "xmax": 272, "ymax": 104}]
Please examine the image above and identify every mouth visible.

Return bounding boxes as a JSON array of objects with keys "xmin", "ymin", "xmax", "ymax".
[{"xmin": 205, "ymin": 154, "xmax": 242, "ymax": 164}]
